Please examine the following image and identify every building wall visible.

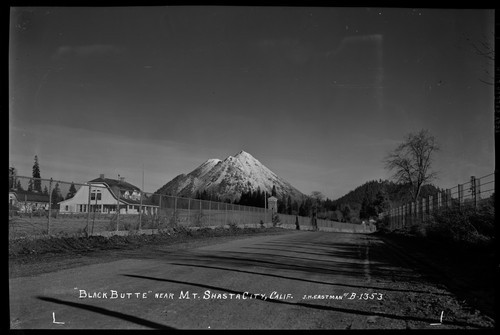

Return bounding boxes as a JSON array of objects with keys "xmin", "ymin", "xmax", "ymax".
[
  {"xmin": 9, "ymin": 193, "xmax": 49, "ymax": 213},
  {"xmin": 58, "ymin": 183, "xmax": 157, "ymax": 214},
  {"xmin": 59, "ymin": 183, "xmax": 120, "ymax": 213}
]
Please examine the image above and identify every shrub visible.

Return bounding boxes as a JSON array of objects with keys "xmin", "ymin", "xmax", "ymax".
[
  {"xmin": 168, "ymin": 210, "xmax": 179, "ymax": 227},
  {"xmin": 272, "ymin": 213, "xmax": 281, "ymax": 226},
  {"xmin": 375, "ymin": 216, "xmax": 391, "ymax": 233},
  {"xmin": 349, "ymin": 217, "xmax": 362, "ymax": 225},
  {"xmin": 228, "ymin": 221, "xmax": 238, "ymax": 230},
  {"xmin": 424, "ymin": 205, "xmax": 494, "ymax": 247},
  {"xmin": 192, "ymin": 210, "xmax": 204, "ymax": 227}
]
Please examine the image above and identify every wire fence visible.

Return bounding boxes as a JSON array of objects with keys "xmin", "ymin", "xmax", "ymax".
[
  {"xmin": 8, "ymin": 175, "xmax": 274, "ymax": 239},
  {"xmin": 380, "ymin": 173, "xmax": 495, "ymax": 231},
  {"xmin": 8, "ymin": 175, "xmax": 376, "ymax": 239}
]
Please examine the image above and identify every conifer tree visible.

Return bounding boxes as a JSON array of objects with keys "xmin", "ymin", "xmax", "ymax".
[
  {"xmin": 32, "ymin": 155, "xmax": 42, "ymax": 193},
  {"xmin": 285, "ymin": 195, "xmax": 290, "ymax": 214},
  {"xmin": 51, "ymin": 182, "xmax": 62, "ymax": 209},
  {"xmin": 66, "ymin": 183, "xmax": 77, "ymax": 199}
]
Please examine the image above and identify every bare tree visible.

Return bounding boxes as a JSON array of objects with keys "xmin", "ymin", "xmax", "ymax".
[
  {"xmin": 384, "ymin": 129, "xmax": 439, "ymax": 201},
  {"xmin": 466, "ymin": 32, "xmax": 494, "ymax": 86},
  {"xmin": 310, "ymin": 191, "xmax": 325, "ymax": 203}
]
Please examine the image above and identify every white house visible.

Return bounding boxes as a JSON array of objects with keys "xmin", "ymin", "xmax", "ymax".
[
  {"xmin": 9, "ymin": 190, "xmax": 50, "ymax": 213},
  {"xmin": 58, "ymin": 174, "xmax": 158, "ymax": 215}
]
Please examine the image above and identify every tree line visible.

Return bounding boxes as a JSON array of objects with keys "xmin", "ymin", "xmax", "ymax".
[
  {"xmin": 9, "ymin": 155, "xmax": 78, "ymax": 209},
  {"xmin": 235, "ymin": 129, "xmax": 442, "ymax": 224}
]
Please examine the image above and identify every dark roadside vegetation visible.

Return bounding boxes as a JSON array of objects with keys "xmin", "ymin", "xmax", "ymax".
[
  {"xmin": 9, "ymin": 226, "xmax": 287, "ymax": 278},
  {"xmin": 375, "ymin": 200, "xmax": 496, "ymax": 321}
]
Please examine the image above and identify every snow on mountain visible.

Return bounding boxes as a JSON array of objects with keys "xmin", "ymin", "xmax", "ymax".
[{"xmin": 156, "ymin": 151, "xmax": 304, "ymax": 202}]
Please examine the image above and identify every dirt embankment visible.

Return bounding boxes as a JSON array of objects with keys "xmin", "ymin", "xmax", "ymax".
[
  {"xmin": 376, "ymin": 232, "xmax": 496, "ymax": 321},
  {"xmin": 9, "ymin": 226, "xmax": 289, "ymax": 278}
]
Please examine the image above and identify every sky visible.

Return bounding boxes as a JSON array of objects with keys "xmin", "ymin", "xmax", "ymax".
[{"xmin": 9, "ymin": 6, "xmax": 495, "ymax": 200}]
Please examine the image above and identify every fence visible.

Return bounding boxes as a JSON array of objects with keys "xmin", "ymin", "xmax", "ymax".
[
  {"xmin": 277, "ymin": 213, "xmax": 376, "ymax": 233},
  {"xmin": 380, "ymin": 173, "xmax": 495, "ymax": 231},
  {"xmin": 8, "ymin": 175, "xmax": 379, "ymax": 239},
  {"xmin": 9, "ymin": 175, "xmax": 276, "ymax": 239}
]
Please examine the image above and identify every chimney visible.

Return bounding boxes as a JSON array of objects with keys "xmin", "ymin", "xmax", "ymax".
[
  {"xmin": 119, "ymin": 176, "xmax": 125, "ymax": 182},
  {"xmin": 99, "ymin": 174, "xmax": 105, "ymax": 179}
]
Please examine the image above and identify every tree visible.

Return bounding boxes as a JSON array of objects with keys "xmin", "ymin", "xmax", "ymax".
[
  {"xmin": 9, "ymin": 167, "xmax": 16, "ymax": 190},
  {"xmin": 360, "ymin": 198, "xmax": 377, "ymax": 220},
  {"xmin": 66, "ymin": 182, "xmax": 77, "ymax": 199},
  {"xmin": 373, "ymin": 190, "xmax": 390, "ymax": 215},
  {"xmin": 287, "ymin": 195, "xmax": 293, "ymax": 215},
  {"xmin": 384, "ymin": 129, "xmax": 439, "ymax": 202},
  {"xmin": 43, "ymin": 186, "xmax": 49, "ymax": 196},
  {"xmin": 465, "ymin": 32, "xmax": 494, "ymax": 86},
  {"xmin": 310, "ymin": 191, "xmax": 325, "ymax": 204},
  {"xmin": 310, "ymin": 191, "xmax": 325, "ymax": 215},
  {"xmin": 32, "ymin": 155, "xmax": 42, "ymax": 193},
  {"xmin": 51, "ymin": 182, "xmax": 63, "ymax": 209},
  {"xmin": 278, "ymin": 195, "xmax": 286, "ymax": 214},
  {"xmin": 341, "ymin": 204, "xmax": 351, "ymax": 222}
]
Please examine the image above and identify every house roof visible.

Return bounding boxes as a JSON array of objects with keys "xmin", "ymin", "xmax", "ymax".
[
  {"xmin": 87, "ymin": 177, "xmax": 157, "ymax": 207},
  {"xmin": 10, "ymin": 190, "xmax": 50, "ymax": 203},
  {"xmin": 121, "ymin": 197, "xmax": 157, "ymax": 206},
  {"xmin": 88, "ymin": 177, "xmax": 141, "ymax": 192}
]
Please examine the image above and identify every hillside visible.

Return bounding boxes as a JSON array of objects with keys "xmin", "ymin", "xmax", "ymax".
[
  {"xmin": 330, "ymin": 179, "xmax": 441, "ymax": 222},
  {"xmin": 155, "ymin": 151, "xmax": 305, "ymax": 203}
]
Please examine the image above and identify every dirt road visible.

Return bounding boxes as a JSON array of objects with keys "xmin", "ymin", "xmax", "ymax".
[{"xmin": 9, "ymin": 230, "xmax": 494, "ymax": 329}]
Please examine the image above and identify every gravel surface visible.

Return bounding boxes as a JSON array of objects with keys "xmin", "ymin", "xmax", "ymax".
[{"xmin": 9, "ymin": 230, "xmax": 495, "ymax": 329}]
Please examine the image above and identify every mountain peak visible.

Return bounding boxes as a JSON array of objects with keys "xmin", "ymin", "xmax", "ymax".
[
  {"xmin": 156, "ymin": 150, "xmax": 304, "ymax": 202},
  {"xmin": 236, "ymin": 150, "xmax": 250, "ymax": 156}
]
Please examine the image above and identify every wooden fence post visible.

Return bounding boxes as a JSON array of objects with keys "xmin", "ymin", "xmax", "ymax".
[
  {"xmin": 48, "ymin": 178, "xmax": 53, "ymax": 235},
  {"xmin": 423, "ymin": 198, "xmax": 428, "ymax": 221},
  {"xmin": 476, "ymin": 176, "xmax": 482, "ymax": 202},
  {"xmin": 158, "ymin": 194, "xmax": 162, "ymax": 229},
  {"xmin": 87, "ymin": 184, "xmax": 92, "ymax": 234},
  {"xmin": 116, "ymin": 189, "xmax": 120, "ymax": 232},
  {"xmin": 458, "ymin": 184, "xmax": 464, "ymax": 209},
  {"xmin": 415, "ymin": 199, "xmax": 420, "ymax": 221},
  {"xmin": 413, "ymin": 201, "xmax": 416, "ymax": 222}
]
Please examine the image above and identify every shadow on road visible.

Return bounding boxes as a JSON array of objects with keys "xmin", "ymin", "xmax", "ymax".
[
  {"xmin": 121, "ymin": 274, "xmax": 487, "ymax": 329},
  {"xmin": 113, "ymin": 231, "xmax": 493, "ymax": 328},
  {"xmin": 166, "ymin": 261, "xmax": 453, "ymax": 296},
  {"xmin": 36, "ymin": 296, "xmax": 175, "ymax": 329}
]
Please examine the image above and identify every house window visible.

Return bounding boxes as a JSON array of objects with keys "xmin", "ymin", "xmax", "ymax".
[
  {"xmin": 91, "ymin": 191, "xmax": 102, "ymax": 201},
  {"xmin": 65, "ymin": 205, "xmax": 68, "ymax": 211}
]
